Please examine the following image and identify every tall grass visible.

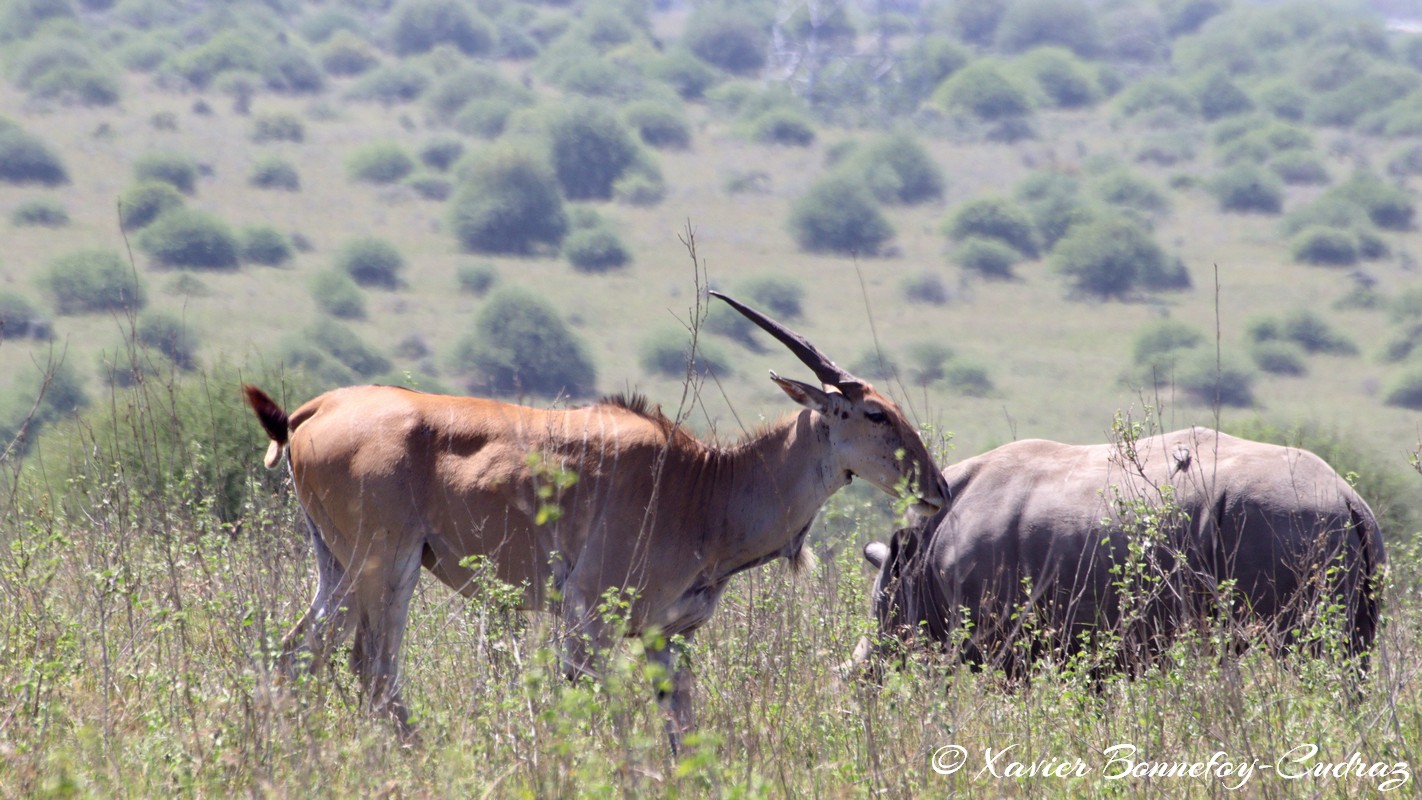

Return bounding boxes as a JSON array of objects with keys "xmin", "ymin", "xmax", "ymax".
[{"xmin": 1, "ymin": 357, "xmax": 1419, "ymax": 797}]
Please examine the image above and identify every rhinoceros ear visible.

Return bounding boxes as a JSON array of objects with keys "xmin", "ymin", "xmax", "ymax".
[{"xmin": 863, "ymin": 541, "xmax": 889, "ymax": 569}]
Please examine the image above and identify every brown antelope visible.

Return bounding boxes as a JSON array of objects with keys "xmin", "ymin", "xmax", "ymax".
[{"xmin": 244, "ymin": 291, "xmax": 948, "ymax": 750}]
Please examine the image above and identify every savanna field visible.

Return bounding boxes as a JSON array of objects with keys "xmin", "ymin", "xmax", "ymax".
[{"xmin": 5, "ymin": 0, "xmax": 1422, "ymax": 795}]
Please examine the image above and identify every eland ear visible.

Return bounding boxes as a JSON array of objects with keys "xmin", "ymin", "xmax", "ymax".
[
  {"xmin": 770, "ymin": 371, "xmax": 840, "ymax": 413},
  {"xmin": 863, "ymin": 541, "xmax": 889, "ymax": 569}
]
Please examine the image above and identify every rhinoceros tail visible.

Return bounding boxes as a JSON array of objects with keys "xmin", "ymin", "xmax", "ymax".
[{"xmin": 1347, "ymin": 499, "xmax": 1384, "ymax": 662}]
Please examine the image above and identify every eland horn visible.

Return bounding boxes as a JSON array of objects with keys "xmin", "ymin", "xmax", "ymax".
[{"xmin": 709, "ymin": 290, "xmax": 865, "ymax": 392}]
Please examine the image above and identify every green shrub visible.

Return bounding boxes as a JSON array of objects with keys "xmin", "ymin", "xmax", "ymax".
[
  {"xmin": 1015, "ymin": 170, "xmax": 1091, "ymax": 248},
  {"xmin": 889, "ymin": 35, "xmax": 969, "ymax": 112},
  {"xmin": 1290, "ymin": 226, "xmax": 1358, "ymax": 266},
  {"xmin": 1116, "ymin": 76, "xmax": 1195, "ymax": 118},
  {"xmin": 848, "ymin": 348, "xmax": 899, "ymax": 381},
  {"xmin": 300, "ymin": 8, "xmax": 362, "ymax": 44},
  {"xmin": 238, "ymin": 226, "xmax": 293, "ymax": 266},
  {"xmin": 1092, "ymin": 169, "xmax": 1169, "ymax": 215},
  {"xmin": 788, "ymin": 174, "xmax": 894, "ymax": 256},
  {"xmin": 1270, "ymin": 152, "xmax": 1330, "ymax": 185},
  {"xmin": 388, "ymin": 0, "xmax": 494, "ymax": 56},
  {"xmin": 1383, "ymin": 366, "xmax": 1422, "ymax": 410},
  {"xmin": 118, "ymin": 181, "xmax": 184, "ymax": 231},
  {"xmin": 622, "ymin": 101, "xmax": 691, "ymax": 150},
  {"xmin": 943, "ymin": 360, "xmax": 995, "ymax": 397},
  {"xmin": 955, "ymin": 237, "xmax": 1021, "ymax": 280},
  {"xmin": 425, "ymin": 64, "xmax": 531, "ymax": 123},
  {"xmin": 645, "ymin": 48, "xmax": 719, "ymax": 100},
  {"xmin": 1281, "ymin": 195, "xmax": 1370, "ymax": 237},
  {"xmin": 451, "ymin": 286, "xmax": 597, "ymax": 397},
  {"xmin": 934, "ymin": 61, "xmax": 1033, "ymax": 121},
  {"xmin": 900, "ymin": 272, "xmax": 951, "ymax": 306},
  {"xmin": 739, "ymin": 276, "xmax": 804, "ymax": 321},
  {"xmin": 945, "ymin": 196, "xmax": 1039, "ymax": 257},
  {"xmin": 995, "ymin": 0, "xmax": 1101, "ymax": 56},
  {"xmin": 1176, "ymin": 348, "xmax": 1256, "ymax": 407},
  {"xmin": 564, "ymin": 227, "xmax": 630, "ymax": 272},
  {"xmin": 683, "ymin": 7, "xmax": 768, "ymax": 75},
  {"xmin": 1011, "ymin": 46, "xmax": 1100, "ymax": 109},
  {"xmin": 136, "ymin": 209, "xmax": 240, "ymax": 270},
  {"xmin": 0, "ymin": 291, "xmax": 52, "ymax": 340},
  {"xmin": 545, "ymin": 103, "xmax": 642, "ymax": 200},
  {"xmin": 249, "ymin": 156, "xmax": 300, "ymax": 190},
  {"xmin": 1192, "ymin": 71, "xmax": 1253, "ymax": 121},
  {"xmin": 837, "ymin": 132, "xmax": 944, "ymax": 205},
  {"xmin": 346, "ymin": 141, "xmax": 415, "ymax": 184},
  {"xmin": 456, "ymin": 263, "xmax": 497, "ymax": 296},
  {"xmin": 335, "ymin": 237, "xmax": 404, "ymax": 288},
  {"xmin": 746, "ymin": 109, "xmax": 816, "ymax": 146},
  {"xmin": 134, "ymin": 151, "xmax": 199, "ymax": 195},
  {"xmin": 406, "ymin": 173, "xmax": 452, "ymax": 200},
  {"xmin": 613, "ymin": 165, "xmax": 667, "ymax": 207},
  {"xmin": 309, "ymin": 269, "xmax": 365, "ymax": 319},
  {"xmin": 319, "ymin": 30, "xmax": 380, "ymax": 76},
  {"xmin": 1330, "ymin": 173, "xmax": 1415, "ymax": 231},
  {"xmin": 0, "ymin": 128, "xmax": 69, "ymax": 185},
  {"xmin": 1052, "ymin": 218, "xmax": 1167, "ymax": 298},
  {"xmin": 639, "ymin": 328, "xmax": 731, "ymax": 378},
  {"xmin": 347, "ymin": 63, "xmax": 431, "ymax": 104},
  {"xmin": 448, "ymin": 147, "xmax": 567, "ymax": 254},
  {"xmin": 950, "ymin": 0, "xmax": 1008, "ymax": 44},
  {"xmin": 251, "ymin": 112, "xmax": 304, "ymax": 143},
  {"xmin": 1276, "ymin": 309, "xmax": 1357, "ymax": 355},
  {"xmin": 27, "ymin": 64, "xmax": 120, "ymax": 106},
  {"xmin": 419, "ymin": 136, "xmax": 465, "ymax": 171},
  {"xmin": 136, "ymin": 310, "xmax": 198, "ymax": 370},
  {"xmin": 11, "ymin": 197, "xmax": 68, "ymax": 227},
  {"xmin": 905, "ymin": 342, "xmax": 955, "ymax": 386},
  {"xmin": 305, "ymin": 318, "xmax": 390, "ymax": 378},
  {"xmin": 1256, "ymin": 80, "xmax": 1308, "ymax": 121},
  {"xmin": 40, "ymin": 249, "xmax": 147, "ymax": 314},
  {"xmin": 1132, "ymin": 319, "xmax": 1203, "ymax": 369},
  {"xmin": 1248, "ymin": 339, "xmax": 1307, "ymax": 376},
  {"xmin": 1209, "ymin": 164, "xmax": 1283, "ymax": 213}
]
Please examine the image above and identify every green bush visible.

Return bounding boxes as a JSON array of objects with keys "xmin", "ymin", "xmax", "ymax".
[
  {"xmin": 1014, "ymin": 170, "xmax": 1091, "ymax": 248},
  {"xmin": 451, "ymin": 286, "xmax": 597, "ymax": 397},
  {"xmin": 788, "ymin": 174, "xmax": 894, "ymax": 256},
  {"xmin": 746, "ymin": 109, "xmax": 816, "ymax": 146},
  {"xmin": 995, "ymin": 0, "xmax": 1101, "ymax": 56},
  {"xmin": 1176, "ymin": 348, "xmax": 1256, "ymax": 407},
  {"xmin": 639, "ymin": 328, "xmax": 731, "ymax": 378},
  {"xmin": 945, "ymin": 196, "xmax": 1039, "ymax": 257},
  {"xmin": 1248, "ymin": 339, "xmax": 1307, "ymax": 376},
  {"xmin": 309, "ymin": 269, "xmax": 365, "ymax": 319},
  {"xmin": 300, "ymin": 8, "xmax": 362, "ymax": 44},
  {"xmin": 1383, "ymin": 366, "xmax": 1422, "ymax": 410},
  {"xmin": 1273, "ymin": 309, "xmax": 1357, "ymax": 355},
  {"xmin": 249, "ymin": 156, "xmax": 300, "ymax": 190},
  {"xmin": 1256, "ymin": 80, "xmax": 1308, "ymax": 121},
  {"xmin": 1115, "ymin": 77, "xmax": 1195, "ymax": 118},
  {"xmin": 934, "ymin": 61, "xmax": 1033, "ymax": 121},
  {"xmin": 1092, "ymin": 169, "xmax": 1169, "ymax": 215},
  {"xmin": 739, "ymin": 276, "xmax": 804, "ymax": 321},
  {"xmin": 955, "ymin": 237, "xmax": 1021, "ymax": 280},
  {"xmin": 238, "ymin": 226, "xmax": 293, "ymax": 266},
  {"xmin": 304, "ymin": 318, "xmax": 390, "ymax": 378},
  {"xmin": 335, "ymin": 237, "xmax": 404, "ymax": 288},
  {"xmin": 0, "ymin": 128, "xmax": 69, "ymax": 185},
  {"xmin": 1192, "ymin": 71, "xmax": 1253, "ymax": 121},
  {"xmin": 319, "ymin": 30, "xmax": 380, "ymax": 76},
  {"xmin": 346, "ymin": 141, "xmax": 415, "ymax": 184},
  {"xmin": 1330, "ymin": 173, "xmax": 1415, "ymax": 231},
  {"xmin": 136, "ymin": 310, "xmax": 199, "ymax": 370},
  {"xmin": 388, "ymin": 0, "xmax": 494, "ymax": 56},
  {"xmin": 545, "ymin": 103, "xmax": 642, "ymax": 200},
  {"xmin": 1052, "ymin": 218, "xmax": 1167, "ymax": 299},
  {"xmin": 118, "ymin": 181, "xmax": 185, "ymax": 231},
  {"xmin": 134, "ymin": 151, "xmax": 199, "ymax": 195},
  {"xmin": 456, "ymin": 263, "xmax": 497, "ymax": 296},
  {"xmin": 0, "ymin": 291, "xmax": 52, "ymax": 340},
  {"xmin": 613, "ymin": 164, "xmax": 667, "ymax": 207},
  {"xmin": 1132, "ymin": 319, "xmax": 1203, "ymax": 370},
  {"xmin": 424, "ymin": 64, "xmax": 531, "ymax": 123},
  {"xmin": 645, "ymin": 48, "xmax": 719, "ymax": 100},
  {"xmin": 950, "ymin": 0, "xmax": 1008, "ymax": 44},
  {"xmin": 1281, "ymin": 195, "xmax": 1370, "ymax": 237},
  {"xmin": 1011, "ymin": 46, "xmax": 1100, "ymax": 109},
  {"xmin": 943, "ymin": 360, "xmax": 995, "ymax": 397},
  {"xmin": 563, "ymin": 227, "xmax": 630, "ymax": 272},
  {"xmin": 1290, "ymin": 226, "xmax": 1358, "ymax": 266},
  {"xmin": 900, "ymin": 272, "xmax": 951, "ymax": 306},
  {"xmin": 622, "ymin": 101, "xmax": 691, "ymax": 150},
  {"xmin": 418, "ymin": 136, "xmax": 465, "ymax": 171},
  {"xmin": 347, "ymin": 63, "xmax": 431, "ymax": 104},
  {"xmin": 448, "ymin": 147, "xmax": 567, "ymax": 255},
  {"xmin": 136, "ymin": 209, "xmax": 240, "ymax": 270},
  {"xmin": 40, "ymin": 249, "xmax": 147, "ymax": 314},
  {"xmin": 1270, "ymin": 152, "xmax": 1330, "ymax": 185},
  {"xmin": 848, "ymin": 348, "xmax": 899, "ymax": 381},
  {"xmin": 11, "ymin": 197, "xmax": 68, "ymax": 227},
  {"xmin": 406, "ymin": 173, "xmax": 452, "ymax": 201},
  {"xmin": 889, "ymin": 35, "xmax": 969, "ymax": 112},
  {"xmin": 836, "ymin": 132, "xmax": 944, "ymax": 205},
  {"xmin": 905, "ymin": 342, "xmax": 955, "ymax": 386},
  {"xmin": 251, "ymin": 112, "xmax": 304, "ymax": 143},
  {"xmin": 1209, "ymin": 163, "xmax": 1283, "ymax": 214},
  {"xmin": 683, "ymin": 7, "xmax": 768, "ymax": 75}
]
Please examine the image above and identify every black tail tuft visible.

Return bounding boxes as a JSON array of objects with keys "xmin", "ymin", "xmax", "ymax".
[{"xmin": 243, "ymin": 384, "xmax": 289, "ymax": 445}]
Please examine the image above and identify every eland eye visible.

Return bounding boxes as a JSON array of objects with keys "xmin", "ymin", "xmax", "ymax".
[{"xmin": 865, "ymin": 409, "xmax": 889, "ymax": 423}]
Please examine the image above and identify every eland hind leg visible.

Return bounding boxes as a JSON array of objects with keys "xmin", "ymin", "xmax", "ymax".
[
  {"xmin": 346, "ymin": 535, "xmax": 425, "ymax": 739},
  {"xmin": 279, "ymin": 513, "xmax": 355, "ymax": 678}
]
